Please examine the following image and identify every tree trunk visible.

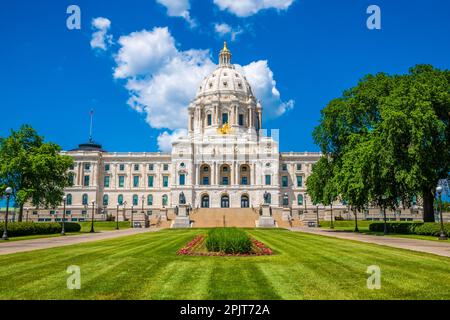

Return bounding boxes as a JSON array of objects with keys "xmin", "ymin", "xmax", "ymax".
[
  {"xmin": 422, "ymin": 187, "xmax": 435, "ymax": 222},
  {"xmin": 18, "ymin": 204, "xmax": 24, "ymax": 222}
]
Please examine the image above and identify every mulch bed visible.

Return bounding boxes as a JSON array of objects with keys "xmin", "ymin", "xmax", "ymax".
[{"xmin": 177, "ymin": 234, "xmax": 273, "ymax": 256}]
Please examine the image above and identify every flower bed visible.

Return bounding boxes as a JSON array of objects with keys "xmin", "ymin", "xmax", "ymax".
[{"xmin": 177, "ymin": 233, "xmax": 273, "ymax": 257}]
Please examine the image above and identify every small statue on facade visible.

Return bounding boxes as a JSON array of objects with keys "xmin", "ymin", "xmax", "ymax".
[
  {"xmin": 179, "ymin": 192, "xmax": 186, "ymax": 205},
  {"xmin": 263, "ymin": 191, "xmax": 270, "ymax": 205}
]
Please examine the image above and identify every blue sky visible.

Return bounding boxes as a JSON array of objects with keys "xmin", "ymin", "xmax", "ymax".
[{"xmin": 0, "ymin": 0, "xmax": 449, "ymax": 154}]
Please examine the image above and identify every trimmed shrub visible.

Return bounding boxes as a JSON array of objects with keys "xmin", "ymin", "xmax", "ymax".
[
  {"xmin": 205, "ymin": 228, "xmax": 252, "ymax": 254},
  {"xmin": 369, "ymin": 222, "xmax": 450, "ymax": 236},
  {"xmin": 0, "ymin": 222, "xmax": 81, "ymax": 237}
]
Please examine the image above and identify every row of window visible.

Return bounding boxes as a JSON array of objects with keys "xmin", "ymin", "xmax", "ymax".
[
  {"xmin": 67, "ymin": 193, "xmax": 169, "ymax": 207},
  {"xmin": 281, "ymin": 163, "xmax": 303, "ymax": 171},
  {"xmin": 71, "ymin": 163, "xmax": 170, "ymax": 172},
  {"xmin": 205, "ymin": 113, "xmax": 246, "ymax": 126}
]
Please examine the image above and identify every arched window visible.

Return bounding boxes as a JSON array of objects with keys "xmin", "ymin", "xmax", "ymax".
[
  {"xmin": 297, "ymin": 194, "xmax": 304, "ymax": 205},
  {"xmin": 118, "ymin": 194, "xmax": 123, "ymax": 205},
  {"xmin": 82, "ymin": 194, "xmax": 88, "ymax": 205},
  {"xmin": 133, "ymin": 194, "xmax": 139, "ymax": 206},
  {"xmin": 162, "ymin": 194, "xmax": 168, "ymax": 206},
  {"xmin": 220, "ymin": 164, "xmax": 231, "ymax": 186},
  {"xmin": 200, "ymin": 164, "xmax": 211, "ymax": 185},
  {"xmin": 241, "ymin": 195, "xmax": 249, "ymax": 208},
  {"xmin": 66, "ymin": 194, "xmax": 72, "ymax": 205},
  {"xmin": 201, "ymin": 194, "xmax": 209, "ymax": 208},
  {"xmin": 239, "ymin": 164, "xmax": 251, "ymax": 185},
  {"xmin": 103, "ymin": 194, "xmax": 109, "ymax": 206},
  {"xmin": 147, "ymin": 194, "xmax": 153, "ymax": 206}
]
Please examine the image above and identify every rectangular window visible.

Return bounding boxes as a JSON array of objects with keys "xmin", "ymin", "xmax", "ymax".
[
  {"xmin": 104, "ymin": 176, "xmax": 110, "ymax": 188},
  {"xmin": 105, "ymin": 164, "xmax": 110, "ymax": 171},
  {"xmin": 282, "ymin": 176, "xmax": 288, "ymax": 187},
  {"xmin": 241, "ymin": 176, "xmax": 248, "ymax": 185},
  {"xmin": 83, "ymin": 175, "xmax": 90, "ymax": 187},
  {"xmin": 66, "ymin": 210, "xmax": 72, "ymax": 215},
  {"xmin": 203, "ymin": 177, "xmax": 209, "ymax": 185},
  {"xmin": 148, "ymin": 175, "xmax": 154, "ymax": 187},
  {"xmin": 265, "ymin": 175, "xmax": 271, "ymax": 185},
  {"xmin": 296, "ymin": 175, "xmax": 303, "ymax": 187},
  {"xmin": 282, "ymin": 164, "xmax": 287, "ymax": 171},
  {"xmin": 119, "ymin": 164, "xmax": 125, "ymax": 171},
  {"xmin": 163, "ymin": 164, "xmax": 169, "ymax": 171},
  {"xmin": 222, "ymin": 177, "xmax": 229, "ymax": 185},
  {"xmin": 239, "ymin": 114, "xmax": 244, "ymax": 126},
  {"xmin": 119, "ymin": 176, "xmax": 125, "ymax": 188},
  {"xmin": 222, "ymin": 113, "xmax": 228, "ymax": 124},
  {"xmin": 296, "ymin": 163, "xmax": 302, "ymax": 171},
  {"xmin": 81, "ymin": 210, "xmax": 87, "ymax": 215},
  {"xmin": 50, "ymin": 210, "xmax": 55, "ymax": 215},
  {"xmin": 163, "ymin": 176, "xmax": 169, "ymax": 187},
  {"xmin": 68, "ymin": 174, "xmax": 74, "ymax": 186},
  {"xmin": 134, "ymin": 164, "xmax": 139, "ymax": 171},
  {"xmin": 69, "ymin": 164, "xmax": 75, "ymax": 170},
  {"xmin": 133, "ymin": 176, "xmax": 139, "ymax": 187},
  {"xmin": 207, "ymin": 114, "xmax": 212, "ymax": 126},
  {"xmin": 179, "ymin": 174, "xmax": 185, "ymax": 186},
  {"xmin": 148, "ymin": 164, "xmax": 154, "ymax": 171},
  {"xmin": 84, "ymin": 163, "xmax": 91, "ymax": 170}
]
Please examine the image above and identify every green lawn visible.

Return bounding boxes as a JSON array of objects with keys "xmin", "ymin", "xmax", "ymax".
[
  {"xmin": 0, "ymin": 228, "xmax": 449, "ymax": 300},
  {"xmin": 319, "ymin": 221, "xmax": 450, "ymax": 242}
]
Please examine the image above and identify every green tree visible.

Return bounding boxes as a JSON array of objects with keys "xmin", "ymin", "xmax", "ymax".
[
  {"xmin": 0, "ymin": 125, "xmax": 73, "ymax": 221},
  {"xmin": 312, "ymin": 65, "xmax": 450, "ymax": 222}
]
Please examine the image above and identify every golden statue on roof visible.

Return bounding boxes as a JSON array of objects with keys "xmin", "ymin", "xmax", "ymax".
[{"xmin": 217, "ymin": 122, "xmax": 233, "ymax": 135}]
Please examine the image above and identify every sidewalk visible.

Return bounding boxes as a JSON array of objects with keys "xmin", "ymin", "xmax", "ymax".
[
  {"xmin": 0, "ymin": 228, "xmax": 159, "ymax": 255},
  {"xmin": 291, "ymin": 227, "xmax": 450, "ymax": 258}
]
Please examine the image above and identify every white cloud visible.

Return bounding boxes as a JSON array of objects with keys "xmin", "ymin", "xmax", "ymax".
[
  {"xmin": 238, "ymin": 60, "xmax": 294, "ymax": 118},
  {"xmin": 156, "ymin": 0, "xmax": 196, "ymax": 27},
  {"xmin": 157, "ymin": 129, "xmax": 188, "ymax": 152},
  {"xmin": 214, "ymin": 0, "xmax": 294, "ymax": 17},
  {"xmin": 90, "ymin": 17, "xmax": 113, "ymax": 50},
  {"xmin": 214, "ymin": 23, "xmax": 244, "ymax": 41},
  {"xmin": 111, "ymin": 27, "xmax": 293, "ymax": 151}
]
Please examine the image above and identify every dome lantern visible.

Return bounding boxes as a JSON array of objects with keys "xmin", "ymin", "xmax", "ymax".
[{"xmin": 219, "ymin": 41, "xmax": 231, "ymax": 66}]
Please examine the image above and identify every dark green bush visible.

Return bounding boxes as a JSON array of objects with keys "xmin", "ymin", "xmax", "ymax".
[
  {"xmin": 205, "ymin": 228, "xmax": 252, "ymax": 254},
  {"xmin": 369, "ymin": 222, "xmax": 450, "ymax": 236},
  {"xmin": 0, "ymin": 222, "xmax": 80, "ymax": 237}
]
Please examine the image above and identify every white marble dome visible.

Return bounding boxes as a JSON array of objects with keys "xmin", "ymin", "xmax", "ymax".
[
  {"xmin": 196, "ymin": 42, "xmax": 253, "ymax": 98},
  {"xmin": 197, "ymin": 65, "xmax": 253, "ymax": 97}
]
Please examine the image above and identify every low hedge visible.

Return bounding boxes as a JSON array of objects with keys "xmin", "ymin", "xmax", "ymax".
[
  {"xmin": 0, "ymin": 222, "xmax": 81, "ymax": 237},
  {"xmin": 369, "ymin": 222, "xmax": 450, "ymax": 237}
]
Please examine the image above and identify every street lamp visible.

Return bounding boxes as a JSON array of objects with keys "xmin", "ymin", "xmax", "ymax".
[
  {"xmin": 25, "ymin": 207, "xmax": 29, "ymax": 223},
  {"xmin": 382, "ymin": 195, "xmax": 388, "ymax": 235},
  {"xmin": 330, "ymin": 203, "xmax": 334, "ymax": 229},
  {"xmin": 61, "ymin": 196, "xmax": 67, "ymax": 235},
  {"xmin": 141, "ymin": 195, "xmax": 145, "ymax": 213},
  {"xmin": 131, "ymin": 205, "xmax": 134, "ymax": 228},
  {"xmin": 116, "ymin": 203, "xmax": 120, "ymax": 230},
  {"xmin": 316, "ymin": 205, "xmax": 320, "ymax": 227},
  {"xmin": 1, "ymin": 187, "xmax": 13, "ymax": 240},
  {"xmin": 123, "ymin": 201, "xmax": 127, "ymax": 221},
  {"xmin": 436, "ymin": 186, "xmax": 447, "ymax": 241},
  {"xmin": 90, "ymin": 200, "xmax": 96, "ymax": 233}
]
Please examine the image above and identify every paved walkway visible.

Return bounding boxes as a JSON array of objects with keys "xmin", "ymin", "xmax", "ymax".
[
  {"xmin": 0, "ymin": 228, "xmax": 160, "ymax": 256},
  {"xmin": 291, "ymin": 227, "xmax": 450, "ymax": 258}
]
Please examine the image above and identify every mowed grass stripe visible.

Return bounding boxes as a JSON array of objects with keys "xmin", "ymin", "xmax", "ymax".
[{"xmin": 0, "ymin": 229, "xmax": 449, "ymax": 299}]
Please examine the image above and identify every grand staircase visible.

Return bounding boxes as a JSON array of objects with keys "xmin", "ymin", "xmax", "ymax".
[{"xmin": 191, "ymin": 208, "xmax": 259, "ymax": 228}]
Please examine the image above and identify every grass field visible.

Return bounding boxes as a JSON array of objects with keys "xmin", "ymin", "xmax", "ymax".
[
  {"xmin": 319, "ymin": 221, "xmax": 450, "ymax": 242},
  {"xmin": 0, "ymin": 228, "xmax": 449, "ymax": 300}
]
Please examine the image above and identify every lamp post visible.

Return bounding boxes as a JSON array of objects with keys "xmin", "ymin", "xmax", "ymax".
[
  {"xmin": 304, "ymin": 194, "xmax": 308, "ymax": 213},
  {"xmin": 123, "ymin": 201, "xmax": 127, "ymax": 222},
  {"xmin": 382, "ymin": 195, "xmax": 388, "ymax": 235},
  {"xmin": 131, "ymin": 205, "xmax": 134, "ymax": 228},
  {"xmin": 141, "ymin": 195, "xmax": 145, "ymax": 213},
  {"xmin": 316, "ymin": 205, "xmax": 320, "ymax": 227},
  {"xmin": 1, "ymin": 187, "xmax": 13, "ymax": 240},
  {"xmin": 61, "ymin": 196, "xmax": 67, "ymax": 235},
  {"xmin": 330, "ymin": 203, "xmax": 334, "ymax": 229},
  {"xmin": 25, "ymin": 207, "xmax": 29, "ymax": 223},
  {"xmin": 90, "ymin": 200, "xmax": 96, "ymax": 233},
  {"xmin": 436, "ymin": 186, "xmax": 447, "ymax": 241},
  {"xmin": 116, "ymin": 203, "xmax": 120, "ymax": 230}
]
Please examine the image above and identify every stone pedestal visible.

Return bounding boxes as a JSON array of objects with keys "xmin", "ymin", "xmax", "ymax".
[
  {"xmin": 282, "ymin": 208, "xmax": 292, "ymax": 221},
  {"xmin": 171, "ymin": 205, "xmax": 191, "ymax": 228},
  {"xmin": 258, "ymin": 205, "xmax": 275, "ymax": 228},
  {"xmin": 159, "ymin": 208, "xmax": 168, "ymax": 221}
]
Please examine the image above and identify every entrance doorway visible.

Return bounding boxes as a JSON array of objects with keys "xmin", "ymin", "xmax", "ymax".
[
  {"xmin": 241, "ymin": 195, "xmax": 249, "ymax": 208},
  {"xmin": 201, "ymin": 195, "xmax": 210, "ymax": 208},
  {"xmin": 221, "ymin": 195, "xmax": 230, "ymax": 208}
]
